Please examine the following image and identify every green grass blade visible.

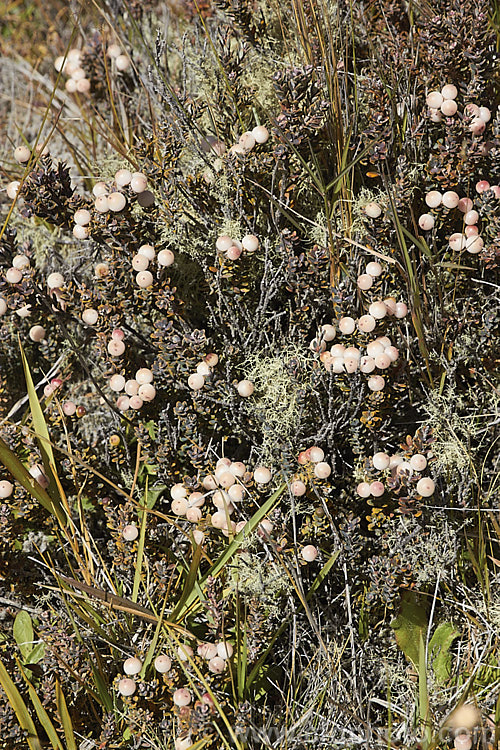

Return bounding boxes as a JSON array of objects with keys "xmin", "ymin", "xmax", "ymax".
[
  {"xmin": 170, "ymin": 537, "xmax": 204, "ymax": 621},
  {"xmin": 0, "ymin": 657, "xmax": 42, "ymax": 750},
  {"xmin": 17, "ymin": 660, "xmax": 64, "ymax": 750},
  {"xmin": 131, "ymin": 481, "xmax": 148, "ymax": 604},
  {"xmin": 306, "ymin": 550, "xmax": 340, "ymax": 601},
  {"xmin": 0, "ymin": 435, "xmax": 64, "ymax": 522},
  {"xmin": 19, "ymin": 339, "xmax": 67, "ymax": 524},
  {"xmin": 55, "ymin": 679, "xmax": 77, "ymax": 750}
]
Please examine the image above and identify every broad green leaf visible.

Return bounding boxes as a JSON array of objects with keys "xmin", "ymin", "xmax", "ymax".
[
  {"xmin": 25, "ymin": 642, "xmax": 46, "ymax": 666},
  {"xmin": 55, "ymin": 679, "xmax": 77, "ymax": 750},
  {"xmin": 13, "ymin": 610, "xmax": 34, "ymax": 661},
  {"xmin": 428, "ymin": 622, "xmax": 460, "ymax": 684},
  {"xmin": 0, "ymin": 656, "xmax": 42, "ymax": 750},
  {"xmin": 391, "ymin": 590, "xmax": 428, "ymax": 668}
]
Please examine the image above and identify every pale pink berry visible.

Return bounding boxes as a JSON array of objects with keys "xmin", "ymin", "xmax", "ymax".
[
  {"xmin": 309, "ymin": 446, "xmax": 325, "ymax": 463},
  {"xmin": 154, "ymin": 654, "xmax": 172, "ymax": 673},
  {"xmin": 252, "ymin": 125, "xmax": 269, "ymax": 143},
  {"xmin": 465, "ymin": 225, "xmax": 478, "ymax": 237},
  {"xmin": 442, "ymin": 191, "xmax": 460, "ymax": 209},
  {"xmin": 448, "ymin": 233, "xmax": 467, "ymax": 251},
  {"xmin": 374, "ymin": 353, "xmax": 391, "ymax": 369},
  {"xmin": 6, "ymin": 181, "xmax": 21, "ymax": 200},
  {"xmin": 138, "ymin": 383, "xmax": 156, "ymax": 402},
  {"xmin": 366, "ymin": 261, "xmax": 382, "ymax": 277},
  {"xmin": 356, "ymin": 482, "xmax": 371, "ymax": 498},
  {"xmin": 389, "ymin": 455, "xmax": 403, "ymax": 469},
  {"xmin": 425, "ymin": 190, "xmax": 442, "ymax": 208},
  {"xmin": 6, "ymin": 268, "xmax": 22, "ymax": 284},
  {"xmin": 107, "ymin": 43, "xmax": 121, "ymax": 58},
  {"xmin": 108, "ymin": 339, "xmax": 125, "ymax": 357},
  {"xmin": 0, "ymin": 297, "xmax": 9, "ymax": 314},
  {"xmin": 76, "ymin": 78, "xmax": 91, "ymax": 93},
  {"xmin": 229, "ymin": 461, "xmax": 246, "ymax": 477},
  {"xmin": 208, "ymin": 656, "xmax": 226, "ymax": 673},
  {"xmin": 364, "ymin": 202, "xmax": 382, "ymax": 218},
  {"xmin": 0, "ymin": 480, "xmax": 13, "ymax": 498},
  {"xmin": 457, "ymin": 197, "xmax": 473, "ymax": 213},
  {"xmin": 115, "ymin": 54, "xmax": 130, "ymax": 71},
  {"xmin": 122, "ymin": 524, "xmax": 139, "ymax": 541},
  {"xmin": 237, "ymin": 380, "xmax": 254, "ymax": 397},
  {"xmin": 426, "ymin": 91, "xmax": 443, "ymax": 108},
  {"xmin": 136, "ymin": 271, "xmax": 153, "ymax": 288},
  {"xmin": 157, "ymin": 249, "xmax": 175, "ymax": 266},
  {"xmin": 369, "ymin": 302, "xmax": 387, "ymax": 319},
  {"xmin": 357, "ymin": 274, "xmax": 373, "ymax": 290},
  {"xmin": 465, "ymin": 235, "xmax": 484, "ymax": 253},
  {"xmin": 372, "ymin": 452, "xmax": 390, "ymax": 470},
  {"xmin": 174, "ymin": 737, "xmax": 192, "ymax": 750},
  {"xmin": 70, "ymin": 67, "xmax": 85, "ymax": 81},
  {"xmin": 115, "ymin": 169, "xmax": 132, "ymax": 187},
  {"xmin": 226, "ymin": 246, "xmax": 242, "ymax": 260},
  {"xmin": 314, "ymin": 462, "xmax": 331, "ymax": 479},
  {"xmin": 370, "ymin": 481, "xmax": 385, "ymax": 497},
  {"xmin": 173, "ymin": 688, "xmax": 191, "ymax": 707},
  {"xmin": 93, "ymin": 182, "xmax": 107, "ymax": 197},
  {"xmin": 291, "ymin": 480, "xmax": 306, "ymax": 496},
  {"xmin": 111, "ymin": 329, "xmax": 124, "ymax": 342},
  {"xmin": 330, "ymin": 344, "xmax": 346, "ymax": 357},
  {"xmin": 416, "ymin": 477, "xmax": 435, "ymax": 496},
  {"xmin": 366, "ymin": 341, "xmax": 384, "ymax": 357},
  {"xmin": 478, "ymin": 106, "xmax": 491, "ymax": 122},
  {"xmin": 258, "ymin": 519, "xmax": 274, "ymax": 536},
  {"xmin": 254, "ymin": 466, "xmax": 272, "ymax": 484},
  {"xmin": 476, "ymin": 180, "xmax": 490, "ymax": 194},
  {"xmin": 211, "ymin": 511, "xmax": 228, "ymax": 529},
  {"xmin": 130, "ymin": 173, "xmax": 147, "ymax": 193},
  {"xmin": 368, "ymin": 375, "xmax": 385, "ymax": 391},
  {"xmin": 344, "ymin": 356, "xmax": 358, "ymax": 373},
  {"xmin": 384, "ymin": 297, "xmax": 396, "ymax": 315},
  {"xmin": 116, "ymin": 395, "xmax": 130, "ymax": 411},
  {"xmin": 384, "ymin": 346, "xmax": 399, "ymax": 362},
  {"xmin": 301, "ymin": 545, "xmax": 318, "ymax": 562},
  {"xmin": 171, "ymin": 498, "xmax": 188, "ymax": 516},
  {"xmin": 242, "ymin": 234, "xmax": 259, "ymax": 252},
  {"xmin": 470, "ymin": 118, "xmax": 486, "ymax": 135},
  {"xmin": 218, "ymin": 471, "xmax": 236, "ymax": 489},
  {"xmin": 394, "ymin": 302, "xmax": 408, "ymax": 319},
  {"xmin": 440, "ymin": 100, "xmax": 457, "ymax": 116},
  {"xmin": 12, "ymin": 254, "xmax": 30, "ymax": 270},
  {"xmin": 239, "ymin": 132, "xmax": 256, "ymax": 152},
  {"xmin": 215, "ymin": 235, "xmax": 233, "ymax": 252},
  {"xmin": 73, "ymin": 224, "xmax": 89, "ymax": 240},
  {"xmin": 14, "ymin": 145, "xmax": 31, "ymax": 163},
  {"xmin": 188, "ymin": 373, "xmax": 204, "ymax": 390},
  {"xmin": 170, "ymin": 484, "xmax": 187, "ymax": 500},
  {"xmin": 63, "ymin": 401, "xmax": 76, "ymax": 416},
  {"xmin": 29, "ymin": 325, "xmax": 46, "ymax": 342},
  {"xmin": 464, "ymin": 210, "xmax": 479, "ymax": 225},
  {"xmin": 338, "ymin": 317, "xmax": 355, "ymax": 335},
  {"xmin": 188, "ymin": 491, "xmax": 205, "ymax": 507},
  {"xmin": 217, "ymin": 642, "xmax": 234, "ymax": 660},
  {"xmin": 360, "ymin": 356, "xmax": 376, "ymax": 373},
  {"xmin": 429, "ymin": 108, "xmax": 442, "ymax": 122},
  {"xmin": 123, "ymin": 657, "xmax": 142, "ymax": 675},
  {"xmin": 129, "ymin": 396, "xmax": 143, "ymax": 410},
  {"xmin": 441, "ymin": 84, "xmax": 458, "ymax": 100},
  {"xmin": 118, "ymin": 678, "xmax": 136, "ymax": 696},
  {"xmin": 357, "ymin": 315, "xmax": 376, "ymax": 333},
  {"xmin": 108, "ymin": 192, "xmax": 126, "ymax": 212},
  {"xmin": 198, "ymin": 643, "xmax": 218, "ymax": 660},
  {"xmin": 94, "ymin": 195, "xmax": 109, "ymax": 212},
  {"xmin": 132, "ymin": 254, "xmax": 149, "ymax": 271},
  {"xmin": 124, "ymin": 380, "xmax": 139, "ymax": 396},
  {"xmin": 454, "ymin": 735, "xmax": 472, "ymax": 750},
  {"xmin": 410, "ymin": 454, "xmax": 427, "ymax": 471},
  {"xmin": 109, "ymin": 374, "xmax": 126, "ymax": 392},
  {"xmin": 344, "ymin": 346, "xmax": 360, "ymax": 360},
  {"xmin": 65, "ymin": 78, "xmax": 77, "ymax": 93},
  {"xmin": 418, "ymin": 213, "xmax": 435, "ymax": 231},
  {"xmin": 321, "ymin": 324, "xmax": 336, "ymax": 341}
]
